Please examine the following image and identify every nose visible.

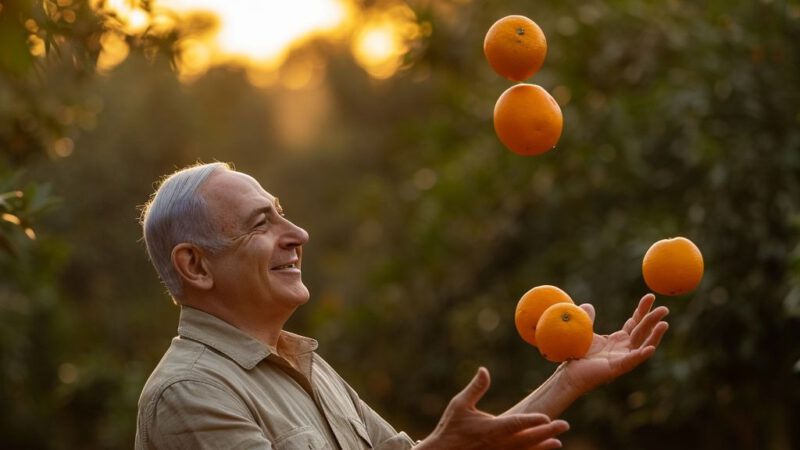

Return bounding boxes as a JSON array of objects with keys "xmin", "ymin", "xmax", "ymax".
[{"xmin": 279, "ymin": 218, "xmax": 309, "ymax": 249}]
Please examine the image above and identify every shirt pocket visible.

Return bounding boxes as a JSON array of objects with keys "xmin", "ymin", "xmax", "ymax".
[
  {"xmin": 274, "ymin": 426, "xmax": 331, "ymax": 450},
  {"xmin": 349, "ymin": 417, "xmax": 374, "ymax": 449}
]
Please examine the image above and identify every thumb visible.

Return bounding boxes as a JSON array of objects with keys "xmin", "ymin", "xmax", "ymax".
[
  {"xmin": 453, "ymin": 367, "xmax": 491, "ymax": 409},
  {"xmin": 579, "ymin": 303, "xmax": 596, "ymax": 322}
]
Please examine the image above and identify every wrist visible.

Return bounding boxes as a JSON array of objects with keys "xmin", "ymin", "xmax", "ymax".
[
  {"xmin": 538, "ymin": 364, "xmax": 587, "ymax": 417},
  {"xmin": 556, "ymin": 362, "xmax": 594, "ymax": 397},
  {"xmin": 413, "ymin": 435, "xmax": 442, "ymax": 450},
  {"xmin": 559, "ymin": 360, "xmax": 608, "ymax": 396}
]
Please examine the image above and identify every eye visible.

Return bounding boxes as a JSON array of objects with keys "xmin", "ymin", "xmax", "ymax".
[
  {"xmin": 274, "ymin": 198, "xmax": 285, "ymax": 217},
  {"xmin": 254, "ymin": 214, "xmax": 268, "ymax": 227}
]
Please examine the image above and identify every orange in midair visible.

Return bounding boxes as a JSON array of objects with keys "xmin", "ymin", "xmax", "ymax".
[
  {"xmin": 535, "ymin": 303, "xmax": 594, "ymax": 362},
  {"xmin": 494, "ymin": 83, "xmax": 563, "ymax": 156},
  {"xmin": 642, "ymin": 236, "xmax": 704, "ymax": 296},
  {"xmin": 484, "ymin": 15, "xmax": 547, "ymax": 81},
  {"xmin": 514, "ymin": 285, "xmax": 574, "ymax": 347}
]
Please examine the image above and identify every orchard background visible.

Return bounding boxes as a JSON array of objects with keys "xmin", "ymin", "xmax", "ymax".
[{"xmin": 1, "ymin": 0, "xmax": 798, "ymax": 448}]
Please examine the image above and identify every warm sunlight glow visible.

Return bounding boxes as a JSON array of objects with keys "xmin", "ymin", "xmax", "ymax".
[
  {"xmin": 96, "ymin": 31, "xmax": 130, "ymax": 74},
  {"xmin": 163, "ymin": 0, "xmax": 349, "ymax": 79},
  {"xmin": 104, "ymin": 0, "xmax": 150, "ymax": 33},
  {"xmin": 93, "ymin": 1, "xmax": 428, "ymax": 82},
  {"xmin": 351, "ymin": 4, "xmax": 422, "ymax": 80},
  {"xmin": 353, "ymin": 25, "xmax": 403, "ymax": 79},
  {"xmin": 127, "ymin": 8, "xmax": 151, "ymax": 33},
  {"xmin": 1, "ymin": 213, "xmax": 21, "ymax": 225},
  {"xmin": 177, "ymin": 38, "xmax": 213, "ymax": 80},
  {"xmin": 198, "ymin": 1, "xmax": 342, "ymax": 60}
]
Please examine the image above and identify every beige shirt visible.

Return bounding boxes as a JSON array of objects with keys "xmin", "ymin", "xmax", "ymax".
[{"xmin": 135, "ymin": 306, "xmax": 416, "ymax": 450}]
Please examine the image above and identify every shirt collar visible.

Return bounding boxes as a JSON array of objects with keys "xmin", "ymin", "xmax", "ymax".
[{"xmin": 177, "ymin": 306, "xmax": 318, "ymax": 370}]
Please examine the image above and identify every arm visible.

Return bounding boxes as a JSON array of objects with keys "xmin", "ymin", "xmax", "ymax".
[
  {"xmin": 138, "ymin": 380, "xmax": 270, "ymax": 450},
  {"xmin": 505, "ymin": 293, "xmax": 670, "ymax": 418},
  {"xmin": 410, "ymin": 294, "xmax": 667, "ymax": 449}
]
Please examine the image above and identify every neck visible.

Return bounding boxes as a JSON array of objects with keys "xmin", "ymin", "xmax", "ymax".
[{"xmin": 180, "ymin": 295, "xmax": 295, "ymax": 348}]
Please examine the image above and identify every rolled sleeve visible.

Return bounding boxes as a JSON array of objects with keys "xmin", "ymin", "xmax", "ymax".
[{"xmin": 359, "ymin": 400, "xmax": 416, "ymax": 450}]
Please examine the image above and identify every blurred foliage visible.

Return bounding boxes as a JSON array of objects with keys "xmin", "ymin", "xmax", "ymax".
[{"xmin": 1, "ymin": 0, "xmax": 800, "ymax": 449}]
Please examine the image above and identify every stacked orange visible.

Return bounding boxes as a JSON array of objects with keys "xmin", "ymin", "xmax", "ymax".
[
  {"xmin": 484, "ymin": 15, "xmax": 563, "ymax": 156},
  {"xmin": 514, "ymin": 285, "xmax": 593, "ymax": 362}
]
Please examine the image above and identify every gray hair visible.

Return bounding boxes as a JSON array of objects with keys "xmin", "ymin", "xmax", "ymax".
[{"xmin": 140, "ymin": 162, "xmax": 231, "ymax": 301}]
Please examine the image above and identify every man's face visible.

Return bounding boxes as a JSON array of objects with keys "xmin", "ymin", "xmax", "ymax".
[{"xmin": 200, "ymin": 170, "xmax": 310, "ymax": 312}]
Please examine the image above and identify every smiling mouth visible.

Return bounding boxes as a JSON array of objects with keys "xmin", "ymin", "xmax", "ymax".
[{"xmin": 272, "ymin": 263, "xmax": 298, "ymax": 270}]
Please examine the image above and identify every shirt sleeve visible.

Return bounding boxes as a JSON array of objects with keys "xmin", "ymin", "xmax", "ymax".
[
  {"xmin": 358, "ymin": 400, "xmax": 418, "ymax": 450},
  {"xmin": 307, "ymin": 353, "xmax": 417, "ymax": 450},
  {"xmin": 138, "ymin": 379, "xmax": 271, "ymax": 450}
]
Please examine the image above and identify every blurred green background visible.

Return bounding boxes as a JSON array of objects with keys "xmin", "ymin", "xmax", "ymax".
[{"xmin": 1, "ymin": 0, "xmax": 799, "ymax": 448}]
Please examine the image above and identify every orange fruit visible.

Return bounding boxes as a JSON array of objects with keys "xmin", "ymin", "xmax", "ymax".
[
  {"xmin": 493, "ymin": 83, "xmax": 563, "ymax": 156},
  {"xmin": 642, "ymin": 236, "xmax": 704, "ymax": 296},
  {"xmin": 535, "ymin": 303, "xmax": 594, "ymax": 362},
  {"xmin": 514, "ymin": 285, "xmax": 574, "ymax": 347},
  {"xmin": 484, "ymin": 15, "xmax": 547, "ymax": 81}
]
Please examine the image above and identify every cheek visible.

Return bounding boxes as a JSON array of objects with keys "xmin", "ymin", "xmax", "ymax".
[
  {"xmin": 243, "ymin": 236, "xmax": 274, "ymax": 267},
  {"xmin": 228, "ymin": 230, "xmax": 264, "ymax": 254}
]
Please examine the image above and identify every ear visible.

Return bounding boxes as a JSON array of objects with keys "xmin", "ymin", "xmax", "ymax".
[{"xmin": 171, "ymin": 243, "xmax": 214, "ymax": 292}]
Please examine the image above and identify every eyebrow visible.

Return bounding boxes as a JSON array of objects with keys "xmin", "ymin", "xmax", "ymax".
[
  {"xmin": 246, "ymin": 206, "xmax": 271, "ymax": 225},
  {"xmin": 245, "ymin": 198, "xmax": 283, "ymax": 225}
]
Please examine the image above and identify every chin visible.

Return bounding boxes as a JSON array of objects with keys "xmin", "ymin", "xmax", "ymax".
[{"xmin": 287, "ymin": 284, "xmax": 311, "ymax": 305}]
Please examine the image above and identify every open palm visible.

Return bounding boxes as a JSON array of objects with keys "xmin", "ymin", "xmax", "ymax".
[{"xmin": 562, "ymin": 294, "xmax": 670, "ymax": 394}]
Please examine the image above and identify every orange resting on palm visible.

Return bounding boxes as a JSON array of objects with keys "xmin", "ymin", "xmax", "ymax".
[
  {"xmin": 514, "ymin": 285, "xmax": 573, "ymax": 347},
  {"xmin": 484, "ymin": 15, "xmax": 547, "ymax": 81},
  {"xmin": 535, "ymin": 303, "xmax": 594, "ymax": 363},
  {"xmin": 642, "ymin": 236, "xmax": 704, "ymax": 296},
  {"xmin": 493, "ymin": 83, "xmax": 563, "ymax": 156}
]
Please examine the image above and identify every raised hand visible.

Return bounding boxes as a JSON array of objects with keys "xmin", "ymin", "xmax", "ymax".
[
  {"xmin": 562, "ymin": 293, "xmax": 669, "ymax": 394},
  {"xmin": 417, "ymin": 367, "xmax": 570, "ymax": 450}
]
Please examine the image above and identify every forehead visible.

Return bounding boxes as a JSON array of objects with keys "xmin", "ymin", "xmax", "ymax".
[{"xmin": 200, "ymin": 170, "xmax": 274, "ymax": 218}]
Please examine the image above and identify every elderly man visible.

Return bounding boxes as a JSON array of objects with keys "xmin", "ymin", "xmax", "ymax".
[{"xmin": 135, "ymin": 162, "xmax": 669, "ymax": 449}]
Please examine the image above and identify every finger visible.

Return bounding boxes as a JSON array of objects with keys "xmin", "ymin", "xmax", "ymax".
[
  {"xmin": 452, "ymin": 367, "xmax": 491, "ymax": 409},
  {"xmin": 642, "ymin": 321, "xmax": 669, "ymax": 348},
  {"xmin": 578, "ymin": 303, "xmax": 596, "ymax": 322},
  {"xmin": 529, "ymin": 438, "xmax": 563, "ymax": 450},
  {"xmin": 509, "ymin": 420, "xmax": 569, "ymax": 449},
  {"xmin": 492, "ymin": 413, "xmax": 551, "ymax": 435},
  {"xmin": 623, "ymin": 294, "xmax": 654, "ymax": 334},
  {"xmin": 630, "ymin": 306, "xmax": 669, "ymax": 348},
  {"xmin": 621, "ymin": 318, "xmax": 636, "ymax": 334},
  {"xmin": 631, "ymin": 294, "xmax": 656, "ymax": 325}
]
